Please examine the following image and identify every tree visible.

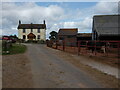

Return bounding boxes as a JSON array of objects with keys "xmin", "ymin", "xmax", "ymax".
[
  {"xmin": 9, "ymin": 35, "xmax": 18, "ymax": 39},
  {"xmin": 49, "ymin": 31, "xmax": 58, "ymax": 41}
]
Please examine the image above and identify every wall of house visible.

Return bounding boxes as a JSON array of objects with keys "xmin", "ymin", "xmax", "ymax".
[
  {"xmin": 40, "ymin": 29, "xmax": 46, "ymax": 41},
  {"xmin": 18, "ymin": 29, "xmax": 46, "ymax": 41}
]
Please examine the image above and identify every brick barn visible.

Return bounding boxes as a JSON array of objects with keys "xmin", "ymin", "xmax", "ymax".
[{"xmin": 57, "ymin": 28, "xmax": 78, "ymax": 46}]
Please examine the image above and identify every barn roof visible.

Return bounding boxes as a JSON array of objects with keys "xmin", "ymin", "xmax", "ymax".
[
  {"xmin": 18, "ymin": 24, "xmax": 46, "ymax": 29},
  {"xmin": 93, "ymin": 15, "xmax": 120, "ymax": 36},
  {"xmin": 58, "ymin": 28, "xmax": 78, "ymax": 36},
  {"xmin": 96, "ymin": 27, "xmax": 119, "ymax": 36},
  {"xmin": 77, "ymin": 33, "xmax": 92, "ymax": 37}
]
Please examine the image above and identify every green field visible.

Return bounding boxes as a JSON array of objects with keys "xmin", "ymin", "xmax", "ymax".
[{"xmin": 2, "ymin": 43, "xmax": 27, "ymax": 55}]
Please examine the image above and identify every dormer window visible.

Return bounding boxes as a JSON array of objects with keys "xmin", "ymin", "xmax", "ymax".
[
  {"xmin": 38, "ymin": 29, "xmax": 40, "ymax": 33},
  {"xmin": 23, "ymin": 29, "xmax": 26, "ymax": 33}
]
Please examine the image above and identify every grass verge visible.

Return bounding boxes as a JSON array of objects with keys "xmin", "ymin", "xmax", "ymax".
[{"xmin": 2, "ymin": 44, "xmax": 27, "ymax": 55}]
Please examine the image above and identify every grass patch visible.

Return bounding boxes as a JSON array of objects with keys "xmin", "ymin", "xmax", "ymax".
[{"xmin": 3, "ymin": 44, "xmax": 27, "ymax": 55}]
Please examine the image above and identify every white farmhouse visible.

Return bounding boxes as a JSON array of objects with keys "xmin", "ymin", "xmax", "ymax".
[{"xmin": 17, "ymin": 20, "xmax": 46, "ymax": 41}]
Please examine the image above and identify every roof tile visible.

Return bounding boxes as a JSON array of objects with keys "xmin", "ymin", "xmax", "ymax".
[{"xmin": 58, "ymin": 28, "xmax": 78, "ymax": 36}]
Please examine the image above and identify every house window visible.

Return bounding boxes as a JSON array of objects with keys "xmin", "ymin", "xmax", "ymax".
[
  {"xmin": 23, "ymin": 35, "xmax": 26, "ymax": 39},
  {"xmin": 23, "ymin": 29, "xmax": 26, "ymax": 33},
  {"xmin": 37, "ymin": 35, "xmax": 40, "ymax": 39},
  {"xmin": 38, "ymin": 29, "xmax": 40, "ymax": 33}
]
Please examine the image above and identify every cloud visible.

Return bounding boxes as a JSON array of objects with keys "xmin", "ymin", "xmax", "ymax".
[
  {"xmin": 93, "ymin": 2, "xmax": 118, "ymax": 15},
  {"xmin": 2, "ymin": 2, "xmax": 64, "ymax": 23},
  {"xmin": 54, "ymin": 17, "xmax": 93, "ymax": 33},
  {"xmin": 1, "ymin": 2, "xmax": 65, "ymax": 35},
  {"xmin": 1, "ymin": 1, "xmax": 119, "ymax": 39},
  {"xmin": 46, "ymin": 17, "xmax": 92, "ymax": 38}
]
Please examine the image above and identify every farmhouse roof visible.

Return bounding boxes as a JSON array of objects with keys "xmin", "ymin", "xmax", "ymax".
[
  {"xmin": 58, "ymin": 28, "xmax": 78, "ymax": 36},
  {"xmin": 18, "ymin": 24, "xmax": 46, "ymax": 29},
  {"xmin": 93, "ymin": 15, "xmax": 120, "ymax": 36}
]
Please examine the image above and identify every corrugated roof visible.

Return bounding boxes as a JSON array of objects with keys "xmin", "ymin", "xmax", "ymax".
[
  {"xmin": 96, "ymin": 27, "xmax": 119, "ymax": 35},
  {"xmin": 93, "ymin": 15, "xmax": 120, "ymax": 35},
  {"xmin": 18, "ymin": 24, "xmax": 46, "ymax": 29},
  {"xmin": 58, "ymin": 28, "xmax": 78, "ymax": 36}
]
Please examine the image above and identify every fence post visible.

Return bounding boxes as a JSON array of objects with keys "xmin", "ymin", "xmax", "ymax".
[
  {"xmin": 56, "ymin": 40, "xmax": 58, "ymax": 49},
  {"xmin": 118, "ymin": 41, "xmax": 120, "ymax": 58},
  {"xmin": 94, "ymin": 40, "xmax": 97, "ymax": 55},
  {"xmin": 106, "ymin": 41, "xmax": 108, "ymax": 56},
  {"xmin": 63, "ymin": 40, "xmax": 65, "ymax": 51},
  {"xmin": 86, "ymin": 41, "xmax": 88, "ymax": 54},
  {"xmin": 78, "ymin": 41, "xmax": 80, "ymax": 55}
]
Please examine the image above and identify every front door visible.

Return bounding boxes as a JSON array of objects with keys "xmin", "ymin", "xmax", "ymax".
[{"xmin": 27, "ymin": 33, "xmax": 36, "ymax": 40}]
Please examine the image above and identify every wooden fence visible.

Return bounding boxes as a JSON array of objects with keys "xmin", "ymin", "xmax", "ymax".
[{"xmin": 47, "ymin": 40, "xmax": 120, "ymax": 61}]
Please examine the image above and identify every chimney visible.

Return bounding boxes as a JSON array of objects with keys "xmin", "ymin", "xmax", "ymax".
[
  {"xmin": 19, "ymin": 20, "xmax": 21, "ymax": 24},
  {"xmin": 43, "ymin": 20, "xmax": 45, "ymax": 24}
]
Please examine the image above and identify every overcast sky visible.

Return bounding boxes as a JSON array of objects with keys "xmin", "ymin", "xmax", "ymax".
[{"xmin": 1, "ymin": 1, "xmax": 119, "ymax": 39}]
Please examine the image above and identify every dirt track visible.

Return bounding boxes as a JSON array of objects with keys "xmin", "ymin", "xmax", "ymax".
[
  {"xmin": 2, "ymin": 44, "xmax": 119, "ymax": 88},
  {"xmin": 2, "ymin": 54, "xmax": 33, "ymax": 88},
  {"xmin": 26, "ymin": 44, "xmax": 118, "ymax": 88}
]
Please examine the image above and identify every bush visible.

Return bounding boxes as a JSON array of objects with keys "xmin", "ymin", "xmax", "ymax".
[
  {"xmin": 18, "ymin": 39, "xmax": 46, "ymax": 44},
  {"xmin": 17, "ymin": 39, "xmax": 25, "ymax": 43},
  {"xmin": 26, "ymin": 40, "xmax": 33, "ymax": 43},
  {"xmin": 38, "ymin": 40, "xmax": 45, "ymax": 44},
  {"xmin": 2, "ymin": 40, "xmax": 12, "ymax": 51},
  {"xmin": 2, "ymin": 40, "xmax": 12, "ymax": 54},
  {"xmin": 24, "ymin": 40, "xmax": 37, "ymax": 43}
]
